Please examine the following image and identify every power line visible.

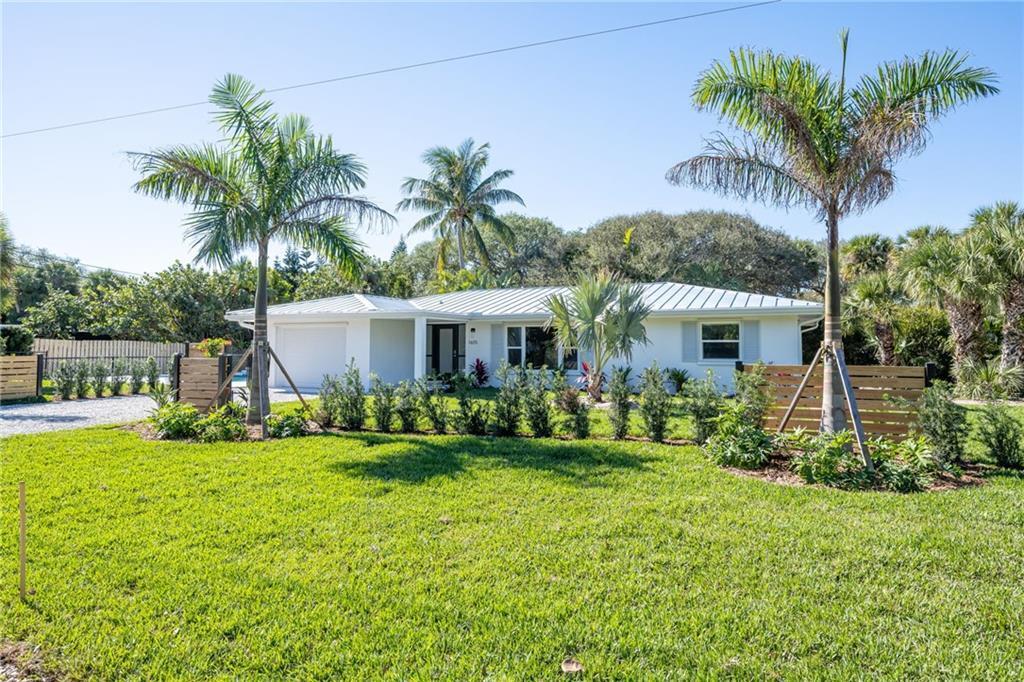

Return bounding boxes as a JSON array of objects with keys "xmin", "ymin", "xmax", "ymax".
[
  {"xmin": 2, "ymin": 1, "xmax": 781, "ymax": 139},
  {"xmin": 13, "ymin": 247, "xmax": 146, "ymax": 278}
]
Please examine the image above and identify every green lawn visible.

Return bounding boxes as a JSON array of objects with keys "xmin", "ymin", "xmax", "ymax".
[{"xmin": 2, "ymin": 416, "xmax": 1023, "ymax": 679}]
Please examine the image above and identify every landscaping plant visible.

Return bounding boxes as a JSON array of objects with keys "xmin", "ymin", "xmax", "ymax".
[
  {"xmin": 869, "ymin": 436, "xmax": 939, "ymax": 493},
  {"xmin": 976, "ymin": 402, "xmax": 1024, "ymax": 469},
  {"xmin": 318, "ymin": 375, "xmax": 342, "ymax": 428},
  {"xmin": 90, "ymin": 360, "xmax": 110, "ymax": 398},
  {"xmin": 638, "ymin": 363, "xmax": 671, "ymax": 443},
  {"xmin": 522, "ymin": 366, "xmax": 554, "ymax": 438},
  {"xmin": 394, "ymin": 381, "xmax": 419, "ymax": 433},
  {"xmin": 608, "ymin": 366, "xmax": 632, "ymax": 440},
  {"xmin": 417, "ymin": 378, "xmax": 449, "ymax": 433},
  {"xmin": 914, "ymin": 380, "xmax": 969, "ymax": 465},
  {"xmin": 369, "ymin": 374, "xmax": 396, "ymax": 433},
  {"xmin": 332, "ymin": 361, "xmax": 365, "ymax": 430},
  {"xmin": 129, "ymin": 360, "xmax": 146, "ymax": 394},
  {"xmin": 150, "ymin": 402, "xmax": 201, "ymax": 439},
  {"xmin": 954, "ymin": 358, "xmax": 1024, "ymax": 401},
  {"xmin": 470, "ymin": 358, "xmax": 489, "ymax": 388},
  {"xmin": 666, "ymin": 367, "xmax": 689, "ymax": 394},
  {"xmin": 195, "ymin": 403, "xmax": 247, "ymax": 443},
  {"xmin": 706, "ymin": 402, "xmax": 773, "ymax": 469},
  {"xmin": 73, "ymin": 361, "xmax": 91, "ymax": 399},
  {"xmin": 266, "ymin": 408, "xmax": 311, "ymax": 439},
  {"xmin": 789, "ymin": 431, "xmax": 870, "ymax": 489},
  {"xmin": 452, "ymin": 376, "xmax": 489, "ymax": 436},
  {"xmin": 146, "ymin": 381, "xmax": 174, "ymax": 408},
  {"xmin": 51, "ymin": 361, "xmax": 77, "ymax": 400},
  {"xmin": 683, "ymin": 369, "xmax": 724, "ymax": 444},
  {"xmin": 552, "ymin": 370, "xmax": 589, "ymax": 439},
  {"xmin": 110, "ymin": 358, "xmax": 129, "ymax": 396},
  {"xmin": 144, "ymin": 356, "xmax": 160, "ymax": 391},
  {"xmin": 734, "ymin": 362, "xmax": 771, "ymax": 424},
  {"xmin": 195, "ymin": 337, "xmax": 230, "ymax": 358},
  {"xmin": 491, "ymin": 360, "xmax": 523, "ymax": 436}
]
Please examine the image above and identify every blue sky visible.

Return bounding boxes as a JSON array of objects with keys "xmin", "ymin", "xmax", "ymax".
[{"xmin": 3, "ymin": 2, "xmax": 1021, "ymax": 274}]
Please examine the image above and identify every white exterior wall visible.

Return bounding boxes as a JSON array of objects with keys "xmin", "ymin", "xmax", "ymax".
[{"xmin": 369, "ymin": 319, "xmax": 415, "ymax": 385}]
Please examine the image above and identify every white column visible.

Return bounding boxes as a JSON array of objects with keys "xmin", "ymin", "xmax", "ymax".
[{"xmin": 413, "ymin": 317, "xmax": 427, "ymax": 379}]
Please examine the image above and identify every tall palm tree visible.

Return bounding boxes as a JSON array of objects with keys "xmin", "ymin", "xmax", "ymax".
[
  {"xmin": 546, "ymin": 273, "xmax": 651, "ymax": 400},
  {"xmin": 0, "ymin": 213, "xmax": 16, "ymax": 315},
  {"xmin": 666, "ymin": 31, "xmax": 997, "ymax": 434},
  {"xmin": 844, "ymin": 271, "xmax": 905, "ymax": 365},
  {"xmin": 841, "ymin": 233, "xmax": 893, "ymax": 281},
  {"xmin": 970, "ymin": 201, "xmax": 1024, "ymax": 386},
  {"xmin": 397, "ymin": 139, "xmax": 524, "ymax": 271},
  {"xmin": 130, "ymin": 74, "xmax": 393, "ymax": 431},
  {"xmin": 897, "ymin": 228, "xmax": 988, "ymax": 369}
]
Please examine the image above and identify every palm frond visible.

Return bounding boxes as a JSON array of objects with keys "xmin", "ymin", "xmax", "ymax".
[
  {"xmin": 129, "ymin": 145, "xmax": 242, "ymax": 206},
  {"xmin": 276, "ymin": 215, "xmax": 369, "ymax": 278}
]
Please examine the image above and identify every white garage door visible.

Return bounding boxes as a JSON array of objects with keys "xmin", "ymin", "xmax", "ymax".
[{"xmin": 275, "ymin": 324, "xmax": 348, "ymax": 388}]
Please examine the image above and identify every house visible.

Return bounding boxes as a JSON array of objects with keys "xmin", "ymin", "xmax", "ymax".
[{"xmin": 224, "ymin": 282, "xmax": 823, "ymax": 391}]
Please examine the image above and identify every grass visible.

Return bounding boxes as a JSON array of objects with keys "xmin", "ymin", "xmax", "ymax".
[{"xmin": 2, "ymin": 410, "xmax": 1024, "ymax": 678}]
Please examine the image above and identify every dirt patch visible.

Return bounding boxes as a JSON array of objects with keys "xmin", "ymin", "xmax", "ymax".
[{"xmin": 0, "ymin": 642, "xmax": 58, "ymax": 682}]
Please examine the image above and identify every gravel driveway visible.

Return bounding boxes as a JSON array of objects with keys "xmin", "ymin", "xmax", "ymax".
[{"xmin": 0, "ymin": 386, "xmax": 317, "ymax": 437}]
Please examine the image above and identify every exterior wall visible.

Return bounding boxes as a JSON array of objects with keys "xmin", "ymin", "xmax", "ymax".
[
  {"xmin": 369, "ymin": 319, "xmax": 415, "ymax": 385},
  {"xmin": 268, "ymin": 320, "xmax": 353, "ymax": 389}
]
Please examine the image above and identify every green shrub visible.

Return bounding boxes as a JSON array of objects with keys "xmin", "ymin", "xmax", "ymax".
[
  {"xmin": 638, "ymin": 363, "xmax": 671, "ymax": 443},
  {"xmin": 684, "ymin": 369, "xmax": 724, "ymax": 444},
  {"xmin": 128, "ymin": 360, "xmax": 146, "ymax": 394},
  {"xmin": 89, "ymin": 361, "xmax": 110, "ymax": 398},
  {"xmin": 916, "ymin": 380, "xmax": 968, "ymax": 464},
  {"xmin": 0, "ymin": 326, "xmax": 34, "ymax": 355},
  {"xmin": 789, "ymin": 431, "xmax": 870, "ymax": 489},
  {"xmin": 522, "ymin": 366, "xmax": 553, "ymax": 438},
  {"xmin": 150, "ymin": 402, "xmax": 200, "ymax": 439},
  {"xmin": 143, "ymin": 356, "xmax": 159, "ymax": 390},
  {"xmin": 608, "ymin": 366, "xmax": 632, "ymax": 440},
  {"xmin": 955, "ymin": 358, "xmax": 1024, "ymax": 400},
  {"xmin": 870, "ymin": 436, "xmax": 938, "ymax": 493},
  {"xmin": 369, "ymin": 374, "xmax": 396, "ymax": 433},
  {"xmin": 417, "ymin": 379, "xmax": 449, "ymax": 433},
  {"xmin": 318, "ymin": 375, "xmax": 342, "ymax": 428},
  {"xmin": 73, "ymin": 361, "xmax": 91, "ymax": 399},
  {"xmin": 552, "ymin": 370, "xmax": 589, "ymax": 439},
  {"xmin": 976, "ymin": 403, "xmax": 1024, "ymax": 469},
  {"xmin": 394, "ymin": 381, "xmax": 419, "ymax": 433},
  {"xmin": 734, "ymin": 362, "xmax": 771, "ymax": 424},
  {"xmin": 322, "ymin": 361, "xmax": 365, "ymax": 430},
  {"xmin": 491, "ymin": 360, "xmax": 523, "ymax": 437},
  {"xmin": 453, "ymin": 384, "xmax": 490, "ymax": 436},
  {"xmin": 705, "ymin": 402, "xmax": 772, "ymax": 469},
  {"xmin": 147, "ymin": 381, "xmax": 174, "ymax": 408},
  {"xmin": 110, "ymin": 358, "xmax": 129, "ymax": 396},
  {"xmin": 195, "ymin": 337, "xmax": 230, "ymax": 357},
  {"xmin": 51, "ymin": 361, "xmax": 77, "ymax": 400},
  {"xmin": 266, "ymin": 408, "xmax": 311, "ymax": 438},
  {"xmin": 195, "ymin": 403, "xmax": 247, "ymax": 443},
  {"xmin": 666, "ymin": 367, "xmax": 689, "ymax": 394}
]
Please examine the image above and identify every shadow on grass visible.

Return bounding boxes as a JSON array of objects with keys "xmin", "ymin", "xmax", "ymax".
[{"xmin": 322, "ymin": 431, "xmax": 659, "ymax": 486}]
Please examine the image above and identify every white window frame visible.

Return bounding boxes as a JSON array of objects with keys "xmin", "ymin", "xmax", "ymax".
[
  {"xmin": 698, "ymin": 320, "xmax": 742, "ymax": 363},
  {"xmin": 505, "ymin": 324, "xmax": 575, "ymax": 370}
]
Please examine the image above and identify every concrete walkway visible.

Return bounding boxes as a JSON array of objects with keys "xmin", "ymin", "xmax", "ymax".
[{"xmin": 0, "ymin": 386, "xmax": 317, "ymax": 437}]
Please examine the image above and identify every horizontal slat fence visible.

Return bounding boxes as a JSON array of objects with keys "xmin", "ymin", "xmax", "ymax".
[
  {"xmin": 33, "ymin": 339, "xmax": 187, "ymax": 375},
  {"xmin": 1, "ymin": 355, "xmax": 43, "ymax": 400},
  {"xmin": 747, "ymin": 363, "xmax": 928, "ymax": 439},
  {"xmin": 173, "ymin": 355, "xmax": 230, "ymax": 413}
]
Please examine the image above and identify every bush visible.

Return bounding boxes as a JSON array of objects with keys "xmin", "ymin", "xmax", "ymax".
[
  {"xmin": 394, "ymin": 381, "xmax": 419, "ymax": 433},
  {"xmin": 369, "ymin": 374, "xmax": 396, "ymax": 433},
  {"xmin": 666, "ymin": 367, "xmax": 689, "ymax": 395},
  {"xmin": 90, "ymin": 360, "xmax": 110, "ymax": 398},
  {"xmin": 913, "ymin": 380, "xmax": 968, "ymax": 465},
  {"xmin": 452, "ymin": 381, "xmax": 489, "ymax": 436},
  {"xmin": 0, "ymin": 326, "xmax": 34, "ymax": 355},
  {"xmin": 417, "ymin": 379, "xmax": 449, "ymax": 433},
  {"xmin": 491, "ymin": 360, "xmax": 523, "ymax": 437},
  {"xmin": 638, "ymin": 363, "xmax": 671, "ymax": 442},
  {"xmin": 51, "ymin": 361, "xmax": 77, "ymax": 400},
  {"xmin": 870, "ymin": 436, "xmax": 938, "ymax": 493},
  {"xmin": 266, "ymin": 408, "xmax": 311, "ymax": 438},
  {"xmin": 705, "ymin": 402, "xmax": 773, "ymax": 469},
  {"xmin": 150, "ymin": 402, "xmax": 200, "ymax": 439},
  {"xmin": 195, "ymin": 402, "xmax": 247, "ymax": 443},
  {"xmin": 553, "ymin": 370, "xmax": 589, "ymax": 439},
  {"xmin": 73, "ymin": 361, "xmax": 91, "ymax": 399},
  {"xmin": 110, "ymin": 358, "xmax": 129, "ymax": 396},
  {"xmin": 195, "ymin": 337, "xmax": 230, "ymax": 357},
  {"xmin": 608, "ymin": 366, "xmax": 632, "ymax": 440},
  {"xmin": 976, "ymin": 403, "xmax": 1024, "ymax": 469},
  {"xmin": 324, "ymin": 360, "xmax": 365, "ymax": 430},
  {"xmin": 144, "ymin": 356, "xmax": 160, "ymax": 390},
  {"xmin": 683, "ymin": 369, "xmax": 724, "ymax": 444},
  {"xmin": 789, "ymin": 431, "xmax": 870, "ymax": 489},
  {"xmin": 129, "ymin": 360, "xmax": 146, "ymax": 394},
  {"xmin": 147, "ymin": 381, "xmax": 174, "ymax": 408},
  {"xmin": 470, "ymin": 358, "xmax": 489, "ymax": 388},
  {"xmin": 734, "ymin": 362, "xmax": 771, "ymax": 424},
  {"xmin": 522, "ymin": 366, "xmax": 554, "ymax": 437},
  {"xmin": 955, "ymin": 358, "xmax": 1024, "ymax": 400},
  {"xmin": 318, "ymin": 375, "xmax": 342, "ymax": 428}
]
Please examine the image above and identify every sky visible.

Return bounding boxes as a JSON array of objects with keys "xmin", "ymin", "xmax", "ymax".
[{"xmin": 2, "ymin": 1, "xmax": 1022, "ymax": 275}]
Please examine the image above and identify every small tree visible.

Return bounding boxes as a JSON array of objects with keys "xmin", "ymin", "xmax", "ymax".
[
  {"xmin": 369, "ymin": 374, "xmax": 396, "ymax": 433},
  {"xmin": 491, "ymin": 360, "xmax": 524, "ymax": 436},
  {"xmin": 684, "ymin": 369, "xmax": 724, "ymax": 444},
  {"xmin": 417, "ymin": 378, "xmax": 449, "ymax": 433},
  {"xmin": 394, "ymin": 381, "xmax": 420, "ymax": 433},
  {"xmin": 144, "ymin": 356, "xmax": 160, "ymax": 390},
  {"xmin": 522, "ymin": 366, "xmax": 553, "ymax": 438},
  {"xmin": 608, "ymin": 366, "xmax": 632, "ymax": 440},
  {"xmin": 638, "ymin": 363, "xmax": 671, "ymax": 443}
]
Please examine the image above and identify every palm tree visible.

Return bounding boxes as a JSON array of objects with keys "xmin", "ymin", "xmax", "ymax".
[
  {"xmin": 841, "ymin": 233, "xmax": 893, "ymax": 281},
  {"xmin": 666, "ymin": 31, "xmax": 997, "ymax": 436},
  {"xmin": 397, "ymin": 139, "xmax": 524, "ymax": 271},
  {"xmin": 130, "ymin": 74, "xmax": 393, "ymax": 432},
  {"xmin": 970, "ymin": 201, "xmax": 1024, "ymax": 388},
  {"xmin": 897, "ymin": 228, "xmax": 988, "ymax": 370},
  {"xmin": 546, "ymin": 273, "xmax": 651, "ymax": 400},
  {"xmin": 844, "ymin": 271, "xmax": 905, "ymax": 365},
  {"xmin": 0, "ymin": 213, "xmax": 16, "ymax": 315}
]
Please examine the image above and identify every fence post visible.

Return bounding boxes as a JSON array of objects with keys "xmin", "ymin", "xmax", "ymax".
[
  {"xmin": 170, "ymin": 353, "xmax": 181, "ymax": 401},
  {"xmin": 217, "ymin": 353, "xmax": 228, "ymax": 407},
  {"xmin": 734, "ymin": 360, "xmax": 745, "ymax": 374},
  {"xmin": 924, "ymin": 362, "xmax": 937, "ymax": 387},
  {"xmin": 35, "ymin": 353, "xmax": 44, "ymax": 397}
]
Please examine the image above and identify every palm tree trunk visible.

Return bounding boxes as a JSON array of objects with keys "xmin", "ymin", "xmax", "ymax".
[
  {"xmin": 247, "ymin": 240, "xmax": 271, "ymax": 433},
  {"xmin": 875, "ymin": 321, "xmax": 896, "ymax": 366},
  {"xmin": 946, "ymin": 299, "xmax": 985, "ymax": 370},
  {"xmin": 1000, "ymin": 279, "xmax": 1024, "ymax": 396},
  {"xmin": 456, "ymin": 221, "xmax": 466, "ymax": 270},
  {"xmin": 821, "ymin": 210, "xmax": 847, "ymax": 433}
]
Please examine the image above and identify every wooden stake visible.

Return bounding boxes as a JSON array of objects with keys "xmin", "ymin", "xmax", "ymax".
[
  {"xmin": 202, "ymin": 346, "xmax": 253, "ymax": 413},
  {"xmin": 266, "ymin": 344, "xmax": 316, "ymax": 417},
  {"xmin": 835, "ymin": 346, "xmax": 873, "ymax": 470},
  {"xmin": 18, "ymin": 481, "xmax": 27, "ymax": 601},
  {"xmin": 777, "ymin": 342, "xmax": 825, "ymax": 433}
]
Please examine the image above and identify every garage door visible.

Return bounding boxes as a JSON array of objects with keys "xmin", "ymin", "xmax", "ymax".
[{"xmin": 275, "ymin": 324, "xmax": 348, "ymax": 388}]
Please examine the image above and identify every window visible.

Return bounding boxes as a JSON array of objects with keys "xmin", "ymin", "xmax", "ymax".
[
  {"xmin": 562, "ymin": 346, "xmax": 578, "ymax": 371},
  {"xmin": 507, "ymin": 326, "xmax": 522, "ymax": 366},
  {"xmin": 701, "ymin": 322, "xmax": 740, "ymax": 360},
  {"xmin": 507, "ymin": 325, "xmax": 573, "ymax": 369}
]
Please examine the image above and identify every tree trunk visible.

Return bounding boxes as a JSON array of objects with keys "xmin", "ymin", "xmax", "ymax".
[
  {"xmin": 1000, "ymin": 278, "xmax": 1024, "ymax": 397},
  {"xmin": 874, "ymin": 320, "xmax": 896, "ymax": 366},
  {"xmin": 820, "ymin": 210, "xmax": 846, "ymax": 433},
  {"xmin": 456, "ymin": 221, "xmax": 466, "ymax": 270},
  {"xmin": 246, "ymin": 240, "xmax": 271, "ymax": 434},
  {"xmin": 946, "ymin": 299, "xmax": 985, "ymax": 370}
]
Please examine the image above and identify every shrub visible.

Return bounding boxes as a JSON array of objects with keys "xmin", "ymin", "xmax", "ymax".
[
  {"xmin": 491, "ymin": 360, "xmax": 523, "ymax": 437},
  {"xmin": 90, "ymin": 360, "xmax": 110, "ymax": 398},
  {"xmin": 954, "ymin": 358, "xmax": 1024, "ymax": 400},
  {"xmin": 110, "ymin": 358, "xmax": 129, "ymax": 396},
  {"xmin": 144, "ymin": 356, "xmax": 160, "ymax": 390},
  {"xmin": 666, "ymin": 367, "xmax": 689, "ymax": 394},
  {"xmin": 470, "ymin": 358, "xmax": 489, "ymax": 388},
  {"xmin": 323, "ymin": 360, "xmax": 365, "ymax": 430},
  {"xmin": 369, "ymin": 374, "xmax": 396, "ymax": 433},
  {"xmin": 73, "ymin": 361, "xmax": 91, "ymax": 399},
  {"xmin": 417, "ymin": 379, "xmax": 449, "ymax": 433},
  {"xmin": 608, "ymin": 366, "xmax": 632, "ymax": 440},
  {"xmin": 150, "ymin": 402, "xmax": 200, "ymax": 439},
  {"xmin": 870, "ymin": 436, "xmax": 937, "ymax": 493},
  {"xmin": 453, "ymin": 382, "xmax": 489, "ymax": 436},
  {"xmin": 789, "ymin": 431, "xmax": 869, "ymax": 489},
  {"xmin": 638, "ymin": 363, "xmax": 671, "ymax": 442},
  {"xmin": 520, "ymin": 366, "xmax": 554, "ymax": 437},
  {"xmin": 684, "ymin": 369, "xmax": 724, "ymax": 444},
  {"xmin": 705, "ymin": 402, "xmax": 773, "ymax": 469},
  {"xmin": 579, "ymin": 360, "xmax": 605, "ymax": 397},
  {"xmin": 0, "ymin": 326, "xmax": 34, "ymax": 355},
  {"xmin": 147, "ymin": 381, "xmax": 174, "ymax": 408},
  {"xmin": 50, "ymin": 361, "xmax": 77, "ymax": 400},
  {"xmin": 734, "ymin": 362, "xmax": 771, "ymax": 424},
  {"xmin": 195, "ymin": 403, "xmax": 247, "ymax": 443},
  {"xmin": 914, "ymin": 380, "xmax": 968, "ymax": 465},
  {"xmin": 128, "ymin": 360, "xmax": 146, "ymax": 394},
  {"xmin": 553, "ymin": 370, "xmax": 589, "ymax": 439},
  {"xmin": 266, "ymin": 408, "xmax": 311, "ymax": 438},
  {"xmin": 394, "ymin": 381, "xmax": 419, "ymax": 432},
  {"xmin": 318, "ymin": 375, "xmax": 342, "ymax": 428},
  {"xmin": 976, "ymin": 403, "xmax": 1024, "ymax": 469},
  {"xmin": 195, "ymin": 337, "xmax": 230, "ymax": 357}
]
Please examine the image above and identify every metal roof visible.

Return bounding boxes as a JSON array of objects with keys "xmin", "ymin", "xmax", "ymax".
[{"xmin": 226, "ymin": 282, "xmax": 821, "ymax": 322}]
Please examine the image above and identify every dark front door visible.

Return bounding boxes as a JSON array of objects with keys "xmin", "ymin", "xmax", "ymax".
[{"xmin": 430, "ymin": 324, "xmax": 461, "ymax": 375}]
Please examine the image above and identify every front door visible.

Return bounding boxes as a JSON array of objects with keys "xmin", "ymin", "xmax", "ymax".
[{"xmin": 430, "ymin": 324, "xmax": 461, "ymax": 375}]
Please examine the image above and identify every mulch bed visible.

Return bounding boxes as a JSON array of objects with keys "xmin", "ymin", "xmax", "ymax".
[{"xmin": 0, "ymin": 642, "xmax": 58, "ymax": 682}]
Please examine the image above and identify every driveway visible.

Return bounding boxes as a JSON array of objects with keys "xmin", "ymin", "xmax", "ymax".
[{"xmin": 0, "ymin": 386, "xmax": 318, "ymax": 437}]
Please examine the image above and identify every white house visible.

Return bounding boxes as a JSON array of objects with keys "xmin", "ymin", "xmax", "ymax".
[{"xmin": 224, "ymin": 282, "xmax": 823, "ymax": 391}]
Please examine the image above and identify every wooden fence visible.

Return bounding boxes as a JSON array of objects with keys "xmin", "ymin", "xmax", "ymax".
[
  {"xmin": 1, "ymin": 355, "xmax": 44, "ymax": 401},
  {"xmin": 32, "ymin": 338, "xmax": 187, "ymax": 375},
  {"xmin": 743, "ymin": 362, "xmax": 934, "ymax": 439},
  {"xmin": 171, "ymin": 354, "xmax": 231, "ymax": 413}
]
